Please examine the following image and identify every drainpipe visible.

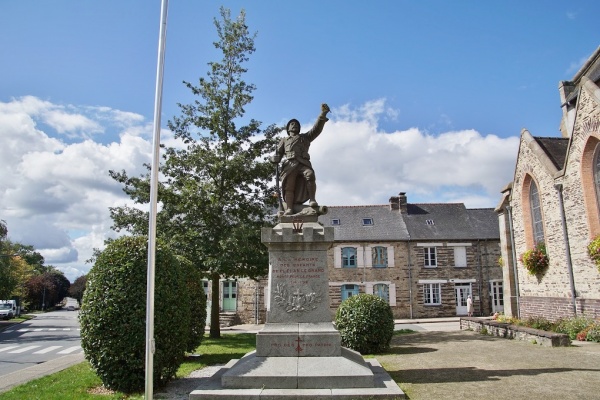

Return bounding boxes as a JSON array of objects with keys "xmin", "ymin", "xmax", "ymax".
[
  {"xmin": 254, "ymin": 279, "xmax": 259, "ymax": 324},
  {"xmin": 506, "ymin": 206, "xmax": 520, "ymax": 318},
  {"xmin": 554, "ymin": 183, "xmax": 577, "ymax": 316},
  {"xmin": 407, "ymin": 240, "xmax": 414, "ymax": 319},
  {"xmin": 477, "ymin": 240, "xmax": 483, "ymax": 316}
]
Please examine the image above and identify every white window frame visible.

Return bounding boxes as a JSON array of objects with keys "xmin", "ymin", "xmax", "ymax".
[
  {"xmin": 423, "ymin": 283, "xmax": 441, "ymax": 305},
  {"xmin": 424, "ymin": 247, "xmax": 437, "ymax": 268}
]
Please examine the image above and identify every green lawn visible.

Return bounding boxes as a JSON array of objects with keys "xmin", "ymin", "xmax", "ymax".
[{"xmin": 0, "ymin": 333, "xmax": 256, "ymax": 400}]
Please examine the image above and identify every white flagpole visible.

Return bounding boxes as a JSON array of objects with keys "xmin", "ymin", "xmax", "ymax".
[{"xmin": 145, "ymin": 0, "xmax": 169, "ymax": 398}]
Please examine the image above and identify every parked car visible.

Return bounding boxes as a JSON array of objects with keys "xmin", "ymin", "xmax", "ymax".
[
  {"xmin": 0, "ymin": 303, "xmax": 14, "ymax": 320},
  {"xmin": 66, "ymin": 305, "xmax": 75, "ymax": 311}
]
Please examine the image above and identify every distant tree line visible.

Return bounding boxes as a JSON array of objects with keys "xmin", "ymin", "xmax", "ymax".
[{"xmin": 0, "ymin": 219, "xmax": 84, "ymax": 310}]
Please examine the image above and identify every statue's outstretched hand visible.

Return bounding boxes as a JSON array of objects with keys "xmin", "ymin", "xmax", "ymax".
[{"xmin": 321, "ymin": 103, "xmax": 330, "ymax": 116}]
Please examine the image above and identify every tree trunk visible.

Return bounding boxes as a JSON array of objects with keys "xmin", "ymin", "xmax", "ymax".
[{"xmin": 209, "ymin": 273, "xmax": 221, "ymax": 338}]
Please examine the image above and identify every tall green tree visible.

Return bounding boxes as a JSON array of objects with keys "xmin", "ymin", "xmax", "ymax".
[
  {"xmin": 110, "ymin": 7, "xmax": 278, "ymax": 338},
  {"xmin": 0, "ymin": 222, "xmax": 42, "ymax": 299}
]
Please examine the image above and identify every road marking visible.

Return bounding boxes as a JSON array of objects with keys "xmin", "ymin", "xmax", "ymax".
[
  {"xmin": 57, "ymin": 346, "xmax": 81, "ymax": 354},
  {"xmin": 33, "ymin": 346, "xmax": 63, "ymax": 354},
  {"xmin": 17, "ymin": 329, "xmax": 30, "ymax": 332},
  {"xmin": 9, "ymin": 345, "xmax": 41, "ymax": 353},
  {"xmin": 49, "ymin": 328, "xmax": 57, "ymax": 331},
  {"xmin": 33, "ymin": 328, "xmax": 44, "ymax": 331},
  {"xmin": 0, "ymin": 346, "xmax": 20, "ymax": 353}
]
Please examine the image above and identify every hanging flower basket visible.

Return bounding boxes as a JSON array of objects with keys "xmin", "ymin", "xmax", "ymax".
[
  {"xmin": 520, "ymin": 242, "xmax": 549, "ymax": 276},
  {"xmin": 587, "ymin": 235, "xmax": 600, "ymax": 273}
]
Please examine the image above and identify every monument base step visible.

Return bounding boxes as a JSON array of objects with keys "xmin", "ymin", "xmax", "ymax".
[{"xmin": 189, "ymin": 356, "xmax": 405, "ymax": 399}]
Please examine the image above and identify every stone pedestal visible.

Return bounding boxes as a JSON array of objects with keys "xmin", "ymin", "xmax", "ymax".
[{"xmin": 190, "ymin": 221, "xmax": 405, "ymax": 399}]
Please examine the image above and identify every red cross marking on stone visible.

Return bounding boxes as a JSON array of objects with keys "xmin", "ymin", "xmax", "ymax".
[{"xmin": 295, "ymin": 337, "xmax": 304, "ymax": 353}]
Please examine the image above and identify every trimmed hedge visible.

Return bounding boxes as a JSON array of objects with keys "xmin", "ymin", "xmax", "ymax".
[
  {"xmin": 335, "ymin": 294, "xmax": 394, "ymax": 354},
  {"xmin": 80, "ymin": 236, "xmax": 190, "ymax": 393}
]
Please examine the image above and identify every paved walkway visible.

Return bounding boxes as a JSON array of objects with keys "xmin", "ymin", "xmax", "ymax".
[{"xmin": 378, "ymin": 330, "xmax": 600, "ymax": 400}]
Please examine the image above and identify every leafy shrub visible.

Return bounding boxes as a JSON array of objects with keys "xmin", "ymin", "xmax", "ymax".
[
  {"xmin": 335, "ymin": 294, "xmax": 394, "ymax": 354},
  {"xmin": 584, "ymin": 323, "xmax": 600, "ymax": 342},
  {"xmin": 554, "ymin": 316, "xmax": 595, "ymax": 340},
  {"xmin": 80, "ymin": 236, "xmax": 191, "ymax": 393},
  {"xmin": 522, "ymin": 316, "xmax": 555, "ymax": 331}
]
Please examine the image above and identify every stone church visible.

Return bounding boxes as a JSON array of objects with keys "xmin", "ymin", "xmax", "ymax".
[{"xmin": 497, "ymin": 45, "xmax": 600, "ymax": 321}]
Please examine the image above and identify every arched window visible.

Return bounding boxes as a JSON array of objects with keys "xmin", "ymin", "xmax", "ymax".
[
  {"xmin": 373, "ymin": 283, "xmax": 389, "ymax": 303},
  {"xmin": 530, "ymin": 181, "xmax": 545, "ymax": 244},
  {"xmin": 594, "ymin": 142, "xmax": 600, "ymax": 213},
  {"xmin": 581, "ymin": 135, "xmax": 600, "ymax": 237},
  {"xmin": 341, "ymin": 247, "xmax": 357, "ymax": 268}
]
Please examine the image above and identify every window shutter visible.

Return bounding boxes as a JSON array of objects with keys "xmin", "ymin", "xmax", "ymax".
[
  {"xmin": 357, "ymin": 246, "xmax": 365, "ymax": 267},
  {"xmin": 454, "ymin": 247, "xmax": 467, "ymax": 267},
  {"xmin": 389, "ymin": 283, "xmax": 396, "ymax": 306},
  {"xmin": 364, "ymin": 246, "xmax": 372, "ymax": 268},
  {"xmin": 388, "ymin": 246, "xmax": 395, "ymax": 268},
  {"xmin": 334, "ymin": 246, "xmax": 341, "ymax": 268},
  {"xmin": 365, "ymin": 282, "xmax": 374, "ymax": 294}
]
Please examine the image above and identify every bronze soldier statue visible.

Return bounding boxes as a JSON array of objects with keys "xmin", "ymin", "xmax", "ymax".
[{"xmin": 272, "ymin": 103, "xmax": 330, "ymax": 216}]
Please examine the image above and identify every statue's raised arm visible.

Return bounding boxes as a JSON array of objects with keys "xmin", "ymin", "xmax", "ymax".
[{"xmin": 273, "ymin": 104, "xmax": 330, "ymax": 220}]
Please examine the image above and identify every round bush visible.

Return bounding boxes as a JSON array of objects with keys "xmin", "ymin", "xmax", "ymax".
[
  {"xmin": 335, "ymin": 294, "xmax": 394, "ymax": 354},
  {"xmin": 80, "ymin": 236, "xmax": 190, "ymax": 393}
]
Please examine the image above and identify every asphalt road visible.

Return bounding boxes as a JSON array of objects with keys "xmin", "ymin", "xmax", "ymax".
[{"xmin": 0, "ymin": 308, "xmax": 81, "ymax": 377}]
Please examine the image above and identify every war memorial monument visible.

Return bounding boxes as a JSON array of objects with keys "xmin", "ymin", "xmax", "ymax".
[{"xmin": 190, "ymin": 104, "xmax": 404, "ymax": 399}]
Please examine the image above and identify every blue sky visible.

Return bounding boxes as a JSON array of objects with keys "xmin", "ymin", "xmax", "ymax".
[{"xmin": 1, "ymin": 1, "xmax": 598, "ymax": 280}]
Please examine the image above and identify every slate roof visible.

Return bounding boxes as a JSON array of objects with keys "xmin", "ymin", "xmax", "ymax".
[
  {"xmin": 534, "ymin": 137, "xmax": 569, "ymax": 170},
  {"xmin": 318, "ymin": 205, "xmax": 410, "ymax": 241},
  {"xmin": 318, "ymin": 203, "xmax": 499, "ymax": 242},
  {"xmin": 404, "ymin": 203, "xmax": 494, "ymax": 240}
]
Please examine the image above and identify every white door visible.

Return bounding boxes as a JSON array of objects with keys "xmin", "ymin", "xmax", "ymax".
[
  {"xmin": 490, "ymin": 281, "xmax": 504, "ymax": 313},
  {"xmin": 454, "ymin": 284, "xmax": 471, "ymax": 316}
]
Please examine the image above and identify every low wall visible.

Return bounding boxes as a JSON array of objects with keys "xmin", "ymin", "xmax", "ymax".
[{"xmin": 460, "ymin": 317, "xmax": 571, "ymax": 347}]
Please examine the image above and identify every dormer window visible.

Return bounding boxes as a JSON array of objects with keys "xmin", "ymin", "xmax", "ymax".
[
  {"xmin": 331, "ymin": 219, "xmax": 340, "ymax": 225},
  {"xmin": 362, "ymin": 218, "xmax": 373, "ymax": 226},
  {"xmin": 426, "ymin": 219, "xmax": 435, "ymax": 225}
]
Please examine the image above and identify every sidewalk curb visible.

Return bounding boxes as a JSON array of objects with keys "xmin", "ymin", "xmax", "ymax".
[{"xmin": 0, "ymin": 353, "xmax": 85, "ymax": 394}]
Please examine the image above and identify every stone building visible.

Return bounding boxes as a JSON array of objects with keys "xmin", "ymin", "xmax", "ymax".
[
  {"xmin": 321, "ymin": 193, "xmax": 502, "ymax": 320},
  {"xmin": 232, "ymin": 192, "xmax": 502, "ymax": 324},
  {"xmin": 496, "ymin": 46, "xmax": 600, "ymax": 321}
]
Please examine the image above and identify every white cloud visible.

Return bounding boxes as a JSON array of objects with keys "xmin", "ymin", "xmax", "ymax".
[
  {"xmin": 0, "ymin": 96, "xmax": 519, "ymax": 281},
  {"xmin": 0, "ymin": 96, "xmax": 153, "ymax": 281},
  {"xmin": 309, "ymin": 101, "xmax": 519, "ymax": 208}
]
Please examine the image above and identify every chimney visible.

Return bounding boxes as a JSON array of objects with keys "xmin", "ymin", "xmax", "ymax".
[
  {"xmin": 389, "ymin": 195, "xmax": 399, "ymax": 211},
  {"xmin": 390, "ymin": 192, "xmax": 408, "ymax": 213},
  {"xmin": 399, "ymin": 192, "xmax": 407, "ymax": 214}
]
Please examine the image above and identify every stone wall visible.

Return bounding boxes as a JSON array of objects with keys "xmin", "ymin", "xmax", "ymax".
[
  {"xmin": 237, "ymin": 278, "xmax": 267, "ymax": 324},
  {"xmin": 505, "ymin": 77, "xmax": 600, "ymax": 321},
  {"xmin": 460, "ymin": 317, "xmax": 571, "ymax": 347}
]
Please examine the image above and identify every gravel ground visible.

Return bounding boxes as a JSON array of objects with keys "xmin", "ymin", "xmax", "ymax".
[
  {"xmin": 153, "ymin": 330, "xmax": 600, "ymax": 399},
  {"xmin": 378, "ymin": 330, "xmax": 600, "ymax": 400}
]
